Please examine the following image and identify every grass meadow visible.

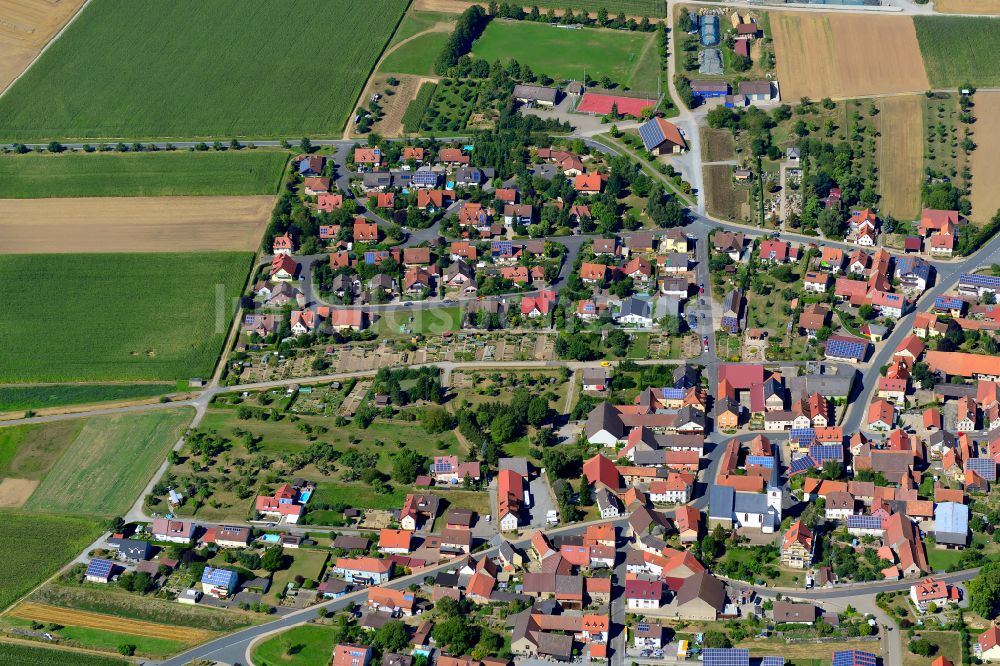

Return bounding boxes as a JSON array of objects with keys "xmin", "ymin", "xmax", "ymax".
[
  {"xmin": 0, "ymin": 151, "xmax": 288, "ymax": 198},
  {"xmin": 23, "ymin": 409, "xmax": 193, "ymax": 516},
  {"xmin": 252, "ymin": 624, "xmax": 338, "ymax": 666},
  {"xmin": 914, "ymin": 16, "xmax": 1000, "ymax": 87},
  {"xmin": 0, "ymin": 383, "xmax": 176, "ymax": 413},
  {"xmin": 0, "ymin": 252, "xmax": 252, "ymax": 383},
  {"xmin": 0, "ymin": 642, "xmax": 126, "ymax": 666},
  {"xmin": 380, "ymin": 32, "xmax": 450, "ymax": 76},
  {"xmin": 0, "ymin": 0, "xmax": 410, "ymax": 141},
  {"xmin": 0, "ymin": 420, "xmax": 84, "ymax": 481},
  {"xmin": 471, "ymin": 21, "xmax": 659, "ymax": 91},
  {"xmin": 0, "ymin": 512, "xmax": 103, "ymax": 610}
]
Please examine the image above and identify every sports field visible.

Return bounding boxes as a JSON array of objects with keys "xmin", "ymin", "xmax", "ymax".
[
  {"xmin": 22, "ymin": 409, "xmax": 191, "ymax": 516},
  {"xmin": 0, "ymin": 0, "xmax": 410, "ymax": 140},
  {"xmin": 914, "ymin": 16, "xmax": 1000, "ymax": 87},
  {"xmin": 970, "ymin": 92, "xmax": 1000, "ymax": 224},
  {"xmin": 878, "ymin": 95, "xmax": 924, "ymax": 220},
  {"xmin": 771, "ymin": 13, "xmax": 928, "ymax": 100},
  {"xmin": 0, "ymin": 511, "xmax": 102, "ymax": 610},
  {"xmin": 0, "ymin": 383, "xmax": 176, "ymax": 413},
  {"xmin": 0, "ymin": 151, "xmax": 288, "ymax": 198},
  {"xmin": 0, "ymin": 252, "xmax": 252, "ymax": 382},
  {"xmin": 0, "ymin": 197, "xmax": 271, "ymax": 253},
  {"xmin": 0, "ymin": 0, "xmax": 87, "ymax": 94},
  {"xmin": 471, "ymin": 21, "xmax": 660, "ymax": 91},
  {"xmin": 577, "ymin": 93, "xmax": 657, "ymax": 117}
]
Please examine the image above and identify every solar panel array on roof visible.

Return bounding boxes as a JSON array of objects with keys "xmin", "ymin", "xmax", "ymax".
[
  {"xmin": 637, "ymin": 622, "xmax": 650, "ymax": 632},
  {"xmin": 86, "ymin": 559, "xmax": 113, "ymax": 578},
  {"xmin": 790, "ymin": 428, "xmax": 815, "ymax": 445},
  {"xmin": 935, "ymin": 295, "xmax": 964, "ymax": 308},
  {"xmin": 967, "ymin": 457, "xmax": 997, "ymax": 481},
  {"xmin": 639, "ymin": 119, "xmax": 667, "ymax": 151},
  {"xmin": 826, "ymin": 337, "xmax": 866, "ymax": 359},
  {"xmin": 846, "ymin": 515, "xmax": 883, "ymax": 530},
  {"xmin": 747, "ymin": 455, "xmax": 774, "ymax": 468},
  {"xmin": 202, "ymin": 566, "xmax": 236, "ymax": 586},
  {"xmin": 961, "ymin": 273, "xmax": 1000, "ymax": 288},
  {"xmin": 789, "ymin": 455, "xmax": 815, "ymax": 475},
  {"xmin": 761, "ymin": 657, "xmax": 785, "ymax": 666},
  {"xmin": 660, "ymin": 388, "xmax": 686, "ymax": 400},
  {"xmin": 703, "ymin": 648, "xmax": 749, "ymax": 666},
  {"xmin": 809, "ymin": 444, "xmax": 843, "ymax": 463},
  {"xmin": 832, "ymin": 651, "xmax": 877, "ymax": 666},
  {"xmin": 491, "ymin": 240, "xmax": 512, "ymax": 255},
  {"xmin": 434, "ymin": 460, "xmax": 454, "ymax": 473}
]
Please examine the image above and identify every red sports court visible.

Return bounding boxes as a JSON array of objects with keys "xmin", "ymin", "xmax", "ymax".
[{"xmin": 577, "ymin": 92, "xmax": 656, "ymax": 117}]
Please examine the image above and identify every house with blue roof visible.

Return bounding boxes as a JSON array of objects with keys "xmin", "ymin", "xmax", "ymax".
[
  {"xmin": 638, "ymin": 117, "xmax": 687, "ymax": 155},
  {"xmin": 85, "ymin": 558, "xmax": 115, "ymax": 584},
  {"xmin": 959, "ymin": 272, "xmax": 1000, "ymax": 298},
  {"xmin": 201, "ymin": 566, "xmax": 238, "ymax": 598},
  {"xmin": 895, "ymin": 256, "xmax": 931, "ymax": 293}
]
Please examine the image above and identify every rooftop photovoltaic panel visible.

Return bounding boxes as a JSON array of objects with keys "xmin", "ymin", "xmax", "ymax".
[
  {"xmin": 809, "ymin": 444, "xmax": 843, "ymax": 462},
  {"xmin": 789, "ymin": 455, "xmax": 815, "ymax": 475},
  {"xmin": 847, "ymin": 515, "xmax": 883, "ymax": 530},
  {"xmin": 86, "ymin": 559, "xmax": 113, "ymax": 577},
  {"xmin": 637, "ymin": 623, "xmax": 650, "ymax": 632},
  {"xmin": 935, "ymin": 296, "xmax": 964, "ymax": 308},
  {"xmin": 747, "ymin": 455, "xmax": 774, "ymax": 468},
  {"xmin": 660, "ymin": 388, "xmax": 686, "ymax": 400},
  {"xmin": 832, "ymin": 651, "xmax": 877, "ymax": 666},
  {"xmin": 826, "ymin": 337, "xmax": 865, "ymax": 358},
  {"xmin": 967, "ymin": 457, "xmax": 997, "ymax": 481},
  {"xmin": 961, "ymin": 273, "xmax": 1000, "ymax": 287},
  {"xmin": 491, "ymin": 240, "xmax": 513, "ymax": 254},
  {"xmin": 703, "ymin": 648, "xmax": 750, "ymax": 666},
  {"xmin": 639, "ymin": 119, "xmax": 666, "ymax": 151},
  {"xmin": 789, "ymin": 428, "xmax": 815, "ymax": 445},
  {"xmin": 761, "ymin": 657, "xmax": 785, "ymax": 666}
]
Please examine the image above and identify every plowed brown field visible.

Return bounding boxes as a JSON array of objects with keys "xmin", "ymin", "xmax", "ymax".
[
  {"xmin": 0, "ymin": 0, "xmax": 87, "ymax": 93},
  {"xmin": 11, "ymin": 602, "xmax": 215, "ymax": 641},
  {"xmin": 772, "ymin": 13, "xmax": 928, "ymax": 100},
  {"xmin": 0, "ymin": 195, "xmax": 272, "ymax": 253}
]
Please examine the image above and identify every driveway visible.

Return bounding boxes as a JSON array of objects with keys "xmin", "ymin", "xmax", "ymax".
[{"xmin": 527, "ymin": 473, "xmax": 558, "ymax": 529}]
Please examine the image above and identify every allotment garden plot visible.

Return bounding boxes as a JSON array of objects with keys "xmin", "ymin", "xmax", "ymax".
[{"xmin": 0, "ymin": 0, "xmax": 410, "ymax": 140}]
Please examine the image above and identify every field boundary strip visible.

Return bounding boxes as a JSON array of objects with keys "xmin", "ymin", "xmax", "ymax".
[{"xmin": 10, "ymin": 602, "xmax": 216, "ymax": 642}]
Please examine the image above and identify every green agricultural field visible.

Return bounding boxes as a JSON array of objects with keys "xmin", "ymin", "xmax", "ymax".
[
  {"xmin": 0, "ymin": 252, "xmax": 252, "ymax": 383},
  {"xmin": 402, "ymin": 82, "xmax": 437, "ymax": 133},
  {"xmin": 0, "ymin": 642, "xmax": 126, "ymax": 666},
  {"xmin": 0, "ymin": 151, "xmax": 288, "ymax": 198},
  {"xmin": 252, "ymin": 624, "xmax": 338, "ymax": 666},
  {"xmin": 0, "ymin": 383, "xmax": 176, "ymax": 413},
  {"xmin": 471, "ymin": 21, "xmax": 659, "ymax": 90},
  {"xmin": 0, "ymin": 420, "xmax": 83, "ymax": 481},
  {"xmin": 0, "ymin": 512, "xmax": 103, "ymax": 610},
  {"xmin": 914, "ymin": 16, "xmax": 1000, "ymax": 87},
  {"xmin": 54, "ymin": 626, "xmax": 185, "ymax": 659},
  {"xmin": 380, "ymin": 32, "xmax": 450, "ymax": 76},
  {"xmin": 0, "ymin": 0, "xmax": 410, "ymax": 141},
  {"xmin": 23, "ymin": 409, "xmax": 193, "ymax": 516}
]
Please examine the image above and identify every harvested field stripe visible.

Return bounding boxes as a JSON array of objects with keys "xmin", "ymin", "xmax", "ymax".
[
  {"xmin": 969, "ymin": 91, "xmax": 1000, "ymax": 224},
  {"xmin": 0, "ymin": 196, "xmax": 272, "ymax": 254},
  {"xmin": 878, "ymin": 95, "xmax": 923, "ymax": 220},
  {"xmin": 10, "ymin": 602, "xmax": 215, "ymax": 642}
]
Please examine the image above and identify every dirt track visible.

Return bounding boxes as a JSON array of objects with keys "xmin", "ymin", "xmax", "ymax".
[
  {"xmin": 10, "ymin": 602, "xmax": 215, "ymax": 641},
  {"xmin": 970, "ymin": 92, "xmax": 1000, "ymax": 224},
  {"xmin": 878, "ymin": 95, "xmax": 923, "ymax": 221},
  {"xmin": 771, "ymin": 13, "xmax": 928, "ymax": 100},
  {"xmin": 0, "ymin": 0, "xmax": 87, "ymax": 94},
  {"xmin": 0, "ymin": 195, "xmax": 272, "ymax": 253}
]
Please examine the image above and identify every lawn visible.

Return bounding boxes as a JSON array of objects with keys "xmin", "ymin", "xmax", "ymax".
[
  {"xmin": 380, "ymin": 32, "xmax": 450, "ymax": 76},
  {"xmin": 251, "ymin": 624, "xmax": 338, "ymax": 666},
  {"xmin": 472, "ymin": 22, "xmax": 659, "ymax": 91},
  {"xmin": 271, "ymin": 549, "xmax": 329, "ymax": 593},
  {"xmin": 0, "ymin": 512, "xmax": 103, "ymax": 610},
  {"xmin": 903, "ymin": 631, "xmax": 961, "ymax": 666},
  {"xmin": 0, "ymin": 0, "xmax": 410, "ymax": 141},
  {"xmin": 914, "ymin": 16, "xmax": 1000, "ymax": 87},
  {"xmin": 0, "ymin": 252, "xmax": 252, "ymax": 383},
  {"xmin": 0, "ymin": 151, "xmax": 288, "ymax": 198},
  {"xmin": 0, "ymin": 641, "xmax": 126, "ymax": 666},
  {"xmin": 0, "ymin": 383, "xmax": 176, "ymax": 413},
  {"xmin": 23, "ymin": 409, "xmax": 193, "ymax": 516},
  {"xmin": 927, "ymin": 547, "xmax": 966, "ymax": 571},
  {"xmin": 372, "ymin": 306, "xmax": 464, "ymax": 337}
]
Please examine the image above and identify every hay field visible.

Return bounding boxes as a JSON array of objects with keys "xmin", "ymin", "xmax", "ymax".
[
  {"xmin": 878, "ymin": 95, "xmax": 924, "ymax": 221},
  {"xmin": 933, "ymin": 0, "xmax": 1000, "ymax": 12},
  {"xmin": 771, "ymin": 13, "xmax": 928, "ymax": 100},
  {"xmin": 0, "ymin": 195, "xmax": 271, "ymax": 253},
  {"xmin": 23, "ymin": 409, "xmax": 192, "ymax": 516},
  {"xmin": 11, "ymin": 602, "xmax": 215, "ymax": 642},
  {"xmin": 0, "ymin": 0, "xmax": 86, "ymax": 93},
  {"xmin": 970, "ymin": 92, "xmax": 1000, "ymax": 224}
]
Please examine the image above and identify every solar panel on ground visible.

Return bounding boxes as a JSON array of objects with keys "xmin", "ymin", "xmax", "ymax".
[{"xmin": 703, "ymin": 648, "xmax": 749, "ymax": 666}]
